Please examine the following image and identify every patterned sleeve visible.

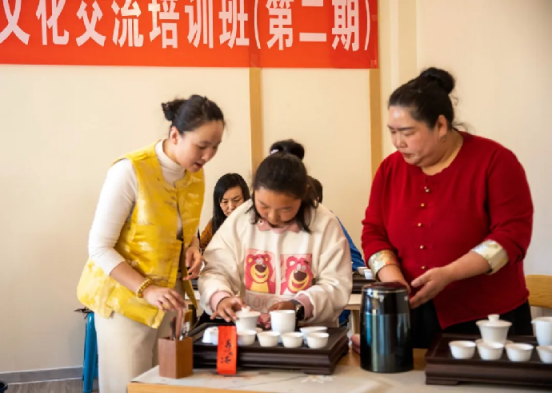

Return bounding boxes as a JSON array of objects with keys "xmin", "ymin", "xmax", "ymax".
[
  {"xmin": 368, "ymin": 249, "xmax": 399, "ymax": 278},
  {"xmin": 199, "ymin": 220, "xmax": 213, "ymax": 251},
  {"xmin": 472, "ymin": 240, "xmax": 509, "ymax": 274}
]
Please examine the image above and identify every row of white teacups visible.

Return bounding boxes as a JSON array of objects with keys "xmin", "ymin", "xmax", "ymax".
[
  {"xmin": 202, "ymin": 309, "xmax": 330, "ymax": 349},
  {"xmin": 449, "ymin": 314, "xmax": 552, "ymax": 363}
]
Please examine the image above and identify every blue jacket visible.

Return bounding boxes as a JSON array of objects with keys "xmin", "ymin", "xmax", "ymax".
[{"xmin": 336, "ymin": 217, "xmax": 365, "ymax": 271}]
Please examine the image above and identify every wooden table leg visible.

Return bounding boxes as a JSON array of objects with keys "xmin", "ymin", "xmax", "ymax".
[{"xmin": 350, "ymin": 310, "xmax": 360, "ymax": 334}]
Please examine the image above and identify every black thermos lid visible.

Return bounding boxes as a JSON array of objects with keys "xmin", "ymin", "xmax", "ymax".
[{"xmin": 361, "ymin": 282, "xmax": 410, "ymax": 315}]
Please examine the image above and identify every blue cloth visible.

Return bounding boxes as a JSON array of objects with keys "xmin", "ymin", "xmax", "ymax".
[
  {"xmin": 336, "ymin": 217, "xmax": 365, "ymax": 271},
  {"xmin": 335, "ymin": 216, "xmax": 366, "ymax": 326}
]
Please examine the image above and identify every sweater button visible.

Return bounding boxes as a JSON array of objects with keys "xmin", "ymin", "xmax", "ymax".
[
  {"xmin": 420, "ymin": 245, "xmax": 425, "ymax": 249},
  {"xmin": 420, "ymin": 203, "xmax": 426, "ymax": 208},
  {"xmin": 418, "ymin": 223, "xmax": 422, "ymax": 227},
  {"xmin": 425, "ymin": 187, "xmax": 431, "ymax": 193},
  {"xmin": 421, "ymin": 266, "xmax": 427, "ymax": 270}
]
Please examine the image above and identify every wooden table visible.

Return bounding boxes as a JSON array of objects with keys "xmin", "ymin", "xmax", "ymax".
[{"xmin": 128, "ymin": 348, "xmax": 545, "ymax": 393}]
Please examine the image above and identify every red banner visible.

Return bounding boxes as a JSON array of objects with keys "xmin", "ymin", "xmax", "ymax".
[{"xmin": 0, "ymin": 0, "xmax": 378, "ymax": 68}]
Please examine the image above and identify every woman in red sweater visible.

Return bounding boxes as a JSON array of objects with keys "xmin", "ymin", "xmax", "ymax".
[{"xmin": 358, "ymin": 67, "xmax": 534, "ymax": 349}]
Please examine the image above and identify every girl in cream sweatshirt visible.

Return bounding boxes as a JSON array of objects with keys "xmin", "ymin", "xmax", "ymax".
[{"xmin": 199, "ymin": 140, "xmax": 352, "ymax": 327}]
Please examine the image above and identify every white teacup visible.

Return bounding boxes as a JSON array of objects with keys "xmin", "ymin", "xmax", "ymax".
[
  {"xmin": 505, "ymin": 343, "xmax": 533, "ymax": 362},
  {"xmin": 476, "ymin": 341, "xmax": 504, "ymax": 361},
  {"xmin": 449, "ymin": 340, "xmax": 476, "ymax": 359},
  {"xmin": 237, "ymin": 330, "xmax": 257, "ymax": 346},
  {"xmin": 299, "ymin": 326, "xmax": 327, "ymax": 344},
  {"xmin": 532, "ymin": 317, "xmax": 552, "ymax": 346},
  {"xmin": 210, "ymin": 327, "xmax": 219, "ymax": 345},
  {"xmin": 357, "ymin": 267, "xmax": 368, "ymax": 276},
  {"xmin": 235, "ymin": 310, "xmax": 261, "ymax": 332},
  {"xmin": 270, "ymin": 310, "xmax": 296, "ymax": 335},
  {"xmin": 281, "ymin": 332, "xmax": 303, "ymax": 348},
  {"xmin": 536, "ymin": 345, "xmax": 552, "ymax": 364},
  {"xmin": 257, "ymin": 331, "xmax": 279, "ymax": 347},
  {"xmin": 306, "ymin": 332, "xmax": 329, "ymax": 349}
]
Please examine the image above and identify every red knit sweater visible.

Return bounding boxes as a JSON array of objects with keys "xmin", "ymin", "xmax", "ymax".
[{"xmin": 361, "ymin": 132, "xmax": 533, "ymax": 328}]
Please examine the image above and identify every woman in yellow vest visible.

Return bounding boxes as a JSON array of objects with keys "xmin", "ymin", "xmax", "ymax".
[{"xmin": 77, "ymin": 95, "xmax": 225, "ymax": 393}]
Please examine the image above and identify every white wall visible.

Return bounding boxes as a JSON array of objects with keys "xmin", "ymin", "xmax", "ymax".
[
  {"xmin": 416, "ymin": 0, "xmax": 552, "ymax": 275},
  {"xmin": 261, "ymin": 69, "xmax": 372, "ymax": 246},
  {"xmin": 0, "ymin": 66, "xmax": 251, "ymax": 372}
]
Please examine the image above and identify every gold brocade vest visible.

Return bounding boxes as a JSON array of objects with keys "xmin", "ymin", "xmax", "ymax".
[{"xmin": 76, "ymin": 142, "xmax": 204, "ymax": 328}]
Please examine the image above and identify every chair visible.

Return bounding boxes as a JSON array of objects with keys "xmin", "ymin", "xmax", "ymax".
[
  {"xmin": 82, "ymin": 312, "xmax": 99, "ymax": 393},
  {"xmin": 526, "ymin": 275, "xmax": 552, "ymax": 309}
]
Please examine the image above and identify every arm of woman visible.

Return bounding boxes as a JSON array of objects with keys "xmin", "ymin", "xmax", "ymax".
[
  {"xmin": 88, "ymin": 160, "xmax": 185, "ymax": 310},
  {"xmin": 410, "ymin": 149, "xmax": 534, "ymax": 308},
  {"xmin": 361, "ymin": 163, "xmax": 409, "ymax": 288},
  {"xmin": 199, "ymin": 219, "xmax": 244, "ymax": 319}
]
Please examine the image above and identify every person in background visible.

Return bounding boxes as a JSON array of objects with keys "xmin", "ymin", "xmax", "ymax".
[
  {"xmin": 308, "ymin": 176, "xmax": 365, "ymax": 271},
  {"xmin": 352, "ymin": 67, "xmax": 533, "ymax": 352},
  {"xmin": 199, "ymin": 140, "xmax": 352, "ymax": 327},
  {"xmin": 77, "ymin": 95, "xmax": 225, "ymax": 392},
  {"xmin": 308, "ymin": 176, "xmax": 365, "ymax": 327},
  {"xmin": 199, "ymin": 173, "xmax": 250, "ymax": 251}
]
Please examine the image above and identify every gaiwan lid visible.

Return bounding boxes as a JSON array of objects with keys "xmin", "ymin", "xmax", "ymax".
[{"xmin": 476, "ymin": 314, "xmax": 512, "ymax": 328}]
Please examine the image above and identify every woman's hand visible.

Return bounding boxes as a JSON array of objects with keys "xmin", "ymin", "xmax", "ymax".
[
  {"xmin": 183, "ymin": 245, "xmax": 203, "ymax": 280},
  {"xmin": 211, "ymin": 296, "xmax": 246, "ymax": 322},
  {"xmin": 143, "ymin": 285, "xmax": 186, "ymax": 312},
  {"xmin": 377, "ymin": 264, "xmax": 411, "ymax": 294},
  {"xmin": 409, "ymin": 266, "xmax": 454, "ymax": 309}
]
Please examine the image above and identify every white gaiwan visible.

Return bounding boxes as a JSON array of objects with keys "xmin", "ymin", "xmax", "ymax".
[{"xmin": 476, "ymin": 314, "xmax": 511, "ymax": 345}]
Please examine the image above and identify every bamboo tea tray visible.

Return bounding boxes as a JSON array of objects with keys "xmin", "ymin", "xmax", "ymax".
[
  {"xmin": 189, "ymin": 322, "xmax": 349, "ymax": 375},
  {"xmin": 425, "ymin": 333, "xmax": 552, "ymax": 388}
]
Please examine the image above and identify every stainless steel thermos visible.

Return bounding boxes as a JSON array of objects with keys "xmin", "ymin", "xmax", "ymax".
[{"xmin": 360, "ymin": 282, "xmax": 413, "ymax": 373}]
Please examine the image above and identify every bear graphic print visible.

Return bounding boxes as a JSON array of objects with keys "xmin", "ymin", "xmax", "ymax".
[
  {"xmin": 280, "ymin": 254, "xmax": 314, "ymax": 295},
  {"xmin": 244, "ymin": 250, "xmax": 276, "ymax": 294}
]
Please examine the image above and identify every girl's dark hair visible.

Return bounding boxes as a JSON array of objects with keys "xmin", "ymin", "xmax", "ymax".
[
  {"xmin": 212, "ymin": 173, "xmax": 251, "ymax": 234},
  {"xmin": 249, "ymin": 139, "xmax": 318, "ymax": 232},
  {"xmin": 308, "ymin": 176, "xmax": 323, "ymax": 203},
  {"xmin": 161, "ymin": 95, "xmax": 225, "ymax": 135},
  {"xmin": 389, "ymin": 67, "xmax": 456, "ymax": 130}
]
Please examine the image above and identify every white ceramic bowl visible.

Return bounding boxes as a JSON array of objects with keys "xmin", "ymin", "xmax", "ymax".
[
  {"xmin": 257, "ymin": 331, "xmax": 280, "ymax": 347},
  {"xmin": 532, "ymin": 317, "xmax": 552, "ymax": 346},
  {"xmin": 476, "ymin": 314, "xmax": 512, "ymax": 345},
  {"xmin": 357, "ymin": 267, "xmax": 368, "ymax": 276},
  {"xmin": 476, "ymin": 341, "xmax": 504, "ymax": 361},
  {"xmin": 449, "ymin": 341, "xmax": 476, "ymax": 359},
  {"xmin": 210, "ymin": 328, "xmax": 219, "ymax": 345},
  {"xmin": 299, "ymin": 326, "xmax": 327, "ymax": 343},
  {"xmin": 476, "ymin": 339, "xmax": 513, "ymax": 347},
  {"xmin": 202, "ymin": 327, "xmax": 216, "ymax": 343},
  {"xmin": 536, "ymin": 345, "xmax": 552, "ymax": 364},
  {"xmin": 505, "ymin": 343, "xmax": 533, "ymax": 362},
  {"xmin": 364, "ymin": 270, "xmax": 374, "ymax": 280},
  {"xmin": 237, "ymin": 330, "xmax": 257, "ymax": 346},
  {"xmin": 235, "ymin": 310, "xmax": 261, "ymax": 332},
  {"xmin": 306, "ymin": 332, "xmax": 329, "ymax": 349},
  {"xmin": 281, "ymin": 332, "xmax": 304, "ymax": 348}
]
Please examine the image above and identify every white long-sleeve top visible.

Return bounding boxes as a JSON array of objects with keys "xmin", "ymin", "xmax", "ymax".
[
  {"xmin": 88, "ymin": 141, "xmax": 186, "ymax": 275},
  {"xmin": 199, "ymin": 200, "xmax": 353, "ymax": 326}
]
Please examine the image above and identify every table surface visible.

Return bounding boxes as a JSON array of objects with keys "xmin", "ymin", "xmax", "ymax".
[{"xmin": 128, "ymin": 348, "xmax": 546, "ymax": 393}]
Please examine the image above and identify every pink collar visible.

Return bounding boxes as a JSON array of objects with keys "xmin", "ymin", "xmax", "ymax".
[{"xmin": 256, "ymin": 219, "xmax": 301, "ymax": 234}]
